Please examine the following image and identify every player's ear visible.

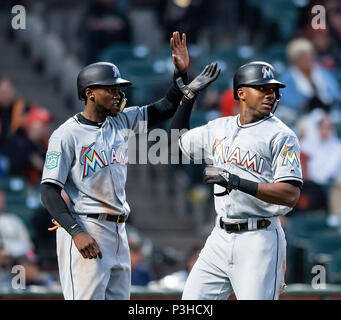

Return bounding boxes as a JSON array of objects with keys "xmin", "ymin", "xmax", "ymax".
[
  {"xmin": 237, "ymin": 88, "xmax": 246, "ymax": 101},
  {"xmin": 85, "ymin": 88, "xmax": 95, "ymax": 102}
]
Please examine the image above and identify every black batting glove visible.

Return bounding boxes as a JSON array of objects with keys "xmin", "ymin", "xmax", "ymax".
[
  {"xmin": 175, "ymin": 62, "xmax": 221, "ymax": 100},
  {"xmin": 203, "ymin": 166, "xmax": 240, "ymax": 196}
]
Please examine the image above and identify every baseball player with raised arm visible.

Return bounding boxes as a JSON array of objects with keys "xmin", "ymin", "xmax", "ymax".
[
  {"xmin": 169, "ymin": 61, "xmax": 303, "ymax": 300},
  {"xmin": 40, "ymin": 32, "xmax": 219, "ymax": 300}
]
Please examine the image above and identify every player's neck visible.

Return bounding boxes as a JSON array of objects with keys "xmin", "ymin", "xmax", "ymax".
[
  {"xmin": 82, "ymin": 105, "xmax": 106, "ymax": 123},
  {"xmin": 239, "ymin": 108, "xmax": 267, "ymax": 125}
]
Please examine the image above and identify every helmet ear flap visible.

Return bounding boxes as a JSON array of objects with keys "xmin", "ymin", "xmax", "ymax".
[
  {"xmin": 271, "ymin": 90, "xmax": 282, "ymax": 113},
  {"xmin": 119, "ymin": 91, "xmax": 127, "ymax": 112}
]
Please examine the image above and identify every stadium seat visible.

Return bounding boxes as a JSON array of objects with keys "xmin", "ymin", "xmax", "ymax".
[
  {"xmin": 0, "ymin": 175, "xmax": 38, "ymax": 237},
  {"xmin": 308, "ymin": 232, "xmax": 341, "ymax": 258},
  {"xmin": 328, "ymin": 252, "xmax": 341, "ymax": 283},
  {"xmin": 40, "ymin": 33, "xmax": 66, "ymax": 78},
  {"xmin": 195, "ymin": 51, "xmax": 235, "ymax": 92},
  {"xmin": 200, "ymin": 46, "xmax": 240, "ymax": 71},
  {"xmin": 16, "ymin": 14, "xmax": 45, "ymax": 63},
  {"xmin": 262, "ymin": 44, "xmax": 287, "ymax": 65},
  {"xmin": 57, "ymin": 55, "xmax": 82, "ymax": 102},
  {"xmin": 305, "ymin": 232, "xmax": 341, "ymax": 283},
  {"xmin": 256, "ymin": 0, "xmax": 299, "ymax": 41},
  {"xmin": 285, "ymin": 212, "xmax": 341, "ymax": 283},
  {"xmin": 285, "ymin": 213, "xmax": 331, "ymax": 240},
  {"xmin": 100, "ymin": 43, "xmax": 142, "ymax": 64}
]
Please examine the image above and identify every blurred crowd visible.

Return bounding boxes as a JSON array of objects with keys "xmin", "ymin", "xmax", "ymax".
[{"xmin": 1, "ymin": 0, "xmax": 341, "ymax": 294}]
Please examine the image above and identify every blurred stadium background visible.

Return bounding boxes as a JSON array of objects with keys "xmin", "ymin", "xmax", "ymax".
[{"xmin": 1, "ymin": 0, "xmax": 341, "ymax": 299}]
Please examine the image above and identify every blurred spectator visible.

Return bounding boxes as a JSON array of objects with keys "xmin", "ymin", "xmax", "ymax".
[
  {"xmin": 4, "ymin": 106, "xmax": 52, "ymax": 186},
  {"xmin": 30, "ymin": 205, "xmax": 58, "ymax": 270},
  {"xmin": 13, "ymin": 252, "xmax": 50, "ymax": 287},
  {"xmin": 302, "ymin": 27, "xmax": 335, "ymax": 70},
  {"xmin": 0, "ymin": 76, "xmax": 52, "ymax": 185},
  {"xmin": 0, "ymin": 154, "xmax": 9, "ymax": 179},
  {"xmin": 294, "ymin": 110, "xmax": 341, "ymax": 224},
  {"xmin": 148, "ymin": 243, "xmax": 202, "ymax": 291},
  {"xmin": 0, "ymin": 240, "xmax": 12, "ymax": 287},
  {"xmin": 219, "ymin": 88, "xmax": 240, "ymax": 117},
  {"xmin": 21, "ymin": 107, "xmax": 52, "ymax": 185},
  {"xmin": 6, "ymin": 107, "xmax": 52, "ymax": 184},
  {"xmin": 0, "ymin": 187, "xmax": 34, "ymax": 262},
  {"xmin": 129, "ymin": 234, "xmax": 154, "ymax": 286},
  {"xmin": 156, "ymin": 0, "xmax": 212, "ymax": 44},
  {"xmin": 304, "ymin": 111, "xmax": 341, "ymax": 226},
  {"xmin": 277, "ymin": 38, "xmax": 340, "ymax": 127},
  {"xmin": 0, "ymin": 231, "xmax": 12, "ymax": 272},
  {"xmin": 0, "ymin": 76, "xmax": 30, "ymax": 152},
  {"xmin": 300, "ymin": 111, "xmax": 341, "ymax": 185},
  {"xmin": 326, "ymin": 0, "xmax": 341, "ymax": 69},
  {"xmin": 81, "ymin": 0, "xmax": 133, "ymax": 64}
]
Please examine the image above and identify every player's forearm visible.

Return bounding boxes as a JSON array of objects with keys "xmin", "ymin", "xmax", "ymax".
[
  {"xmin": 147, "ymin": 89, "xmax": 181, "ymax": 128},
  {"xmin": 256, "ymin": 182, "xmax": 301, "ymax": 207},
  {"xmin": 169, "ymin": 96, "xmax": 196, "ymax": 132},
  {"xmin": 167, "ymin": 96, "xmax": 196, "ymax": 154},
  {"xmin": 204, "ymin": 167, "xmax": 301, "ymax": 207},
  {"xmin": 41, "ymin": 183, "xmax": 84, "ymax": 237}
]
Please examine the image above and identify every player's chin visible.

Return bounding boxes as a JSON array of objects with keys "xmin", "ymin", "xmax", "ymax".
[
  {"xmin": 261, "ymin": 104, "xmax": 272, "ymax": 115},
  {"xmin": 108, "ymin": 105, "xmax": 120, "ymax": 117}
]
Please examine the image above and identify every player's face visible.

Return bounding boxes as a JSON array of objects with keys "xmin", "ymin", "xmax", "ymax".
[
  {"xmin": 92, "ymin": 85, "xmax": 122, "ymax": 117},
  {"xmin": 242, "ymin": 84, "xmax": 277, "ymax": 118}
]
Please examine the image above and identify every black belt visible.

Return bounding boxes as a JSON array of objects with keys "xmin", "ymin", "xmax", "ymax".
[
  {"xmin": 219, "ymin": 217, "xmax": 271, "ymax": 232},
  {"xmin": 86, "ymin": 214, "xmax": 127, "ymax": 224}
]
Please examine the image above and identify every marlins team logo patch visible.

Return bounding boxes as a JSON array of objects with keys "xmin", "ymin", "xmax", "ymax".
[
  {"xmin": 112, "ymin": 65, "xmax": 120, "ymax": 78},
  {"xmin": 281, "ymin": 145, "xmax": 299, "ymax": 166},
  {"xmin": 45, "ymin": 152, "xmax": 60, "ymax": 169},
  {"xmin": 79, "ymin": 142, "xmax": 128, "ymax": 178},
  {"xmin": 262, "ymin": 66, "xmax": 274, "ymax": 79}
]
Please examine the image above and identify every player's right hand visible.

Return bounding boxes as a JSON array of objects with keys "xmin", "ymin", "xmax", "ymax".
[
  {"xmin": 203, "ymin": 165, "xmax": 240, "ymax": 196},
  {"xmin": 73, "ymin": 232, "xmax": 103, "ymax": 260},
  {"xmin": 170, "ymin": 31, "xmax": 189, "ymax": 72}
]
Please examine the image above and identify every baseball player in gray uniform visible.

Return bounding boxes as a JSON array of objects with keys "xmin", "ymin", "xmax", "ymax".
[
  {"xmin": 169, "ymin": 61, "xmax": 303, "ymax": 300},
  {"xmin": 40, "ymin": 32, "xmax": 220, "ymax": 300}
]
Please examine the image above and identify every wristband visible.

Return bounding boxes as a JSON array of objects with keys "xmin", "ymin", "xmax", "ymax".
[
  {"xmin": 238, "ymin": 178, "xmax": 258, "ymax": 196},
  {"xmin": 175, "ymin": 77, "xmax": 196, "ymax": 100},
  {"xmin": 68, "ymin": 224, "xmax": 84, "ymax": 238},
  {"xmin": 174, "ymin": 69, "xmax": 189, "ymax": 86}
]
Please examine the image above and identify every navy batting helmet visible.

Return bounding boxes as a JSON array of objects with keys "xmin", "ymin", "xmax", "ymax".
[
  {"xmin": 233, "ymin": 61, "xmax": 285, "ymax": 113},
  {"xmin": 77, "ymin": 62, "xmax": 132, "ymax": 100}
]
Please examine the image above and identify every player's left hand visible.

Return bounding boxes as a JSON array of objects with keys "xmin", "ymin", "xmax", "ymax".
[
  {"xmin": 170, "ymin": 31, "xmax": 189, "ymax": 72},
  {"xmin": 203, "ymin": 166, "xmax": 240, "ymax": 196}
]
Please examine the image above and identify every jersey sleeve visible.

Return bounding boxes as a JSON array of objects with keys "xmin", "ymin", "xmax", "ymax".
[
  {"xmin": 41, "ymin": 133, "xmax": 74, "ymax": 188},
  {"xmin": 121, "ymin": 106, "xmax": 148, "ymax": 134},
  {"xmin": 178, "ymin": 124, "xmax": 211, "ymax": 161},
  {"xmin": 272, "ymin": 134, "xmax": 303, "ymax": 184}
]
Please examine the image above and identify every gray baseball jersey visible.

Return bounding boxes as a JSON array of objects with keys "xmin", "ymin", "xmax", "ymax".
[
  {"xmin": 41, "ymin": 106, "xmax": 148, "ymax": 217},
  {"xmin": 179, "ymin": 114, "xmax": 303, "ymax": 219}
]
